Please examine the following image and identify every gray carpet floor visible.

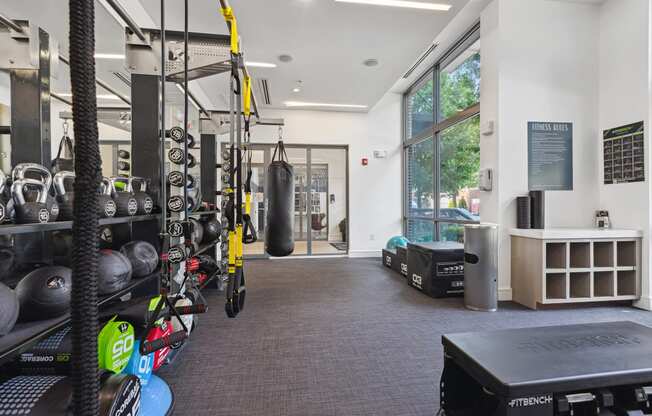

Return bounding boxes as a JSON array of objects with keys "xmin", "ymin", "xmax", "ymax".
[{"xmin": 159, "ymin": 258, "xmax": 652, "ymax": 416}]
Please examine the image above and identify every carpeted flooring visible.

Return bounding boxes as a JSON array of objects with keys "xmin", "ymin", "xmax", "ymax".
[{"xmin": 159, "ymin": 258, "xmax": 652, "ymax": 416}]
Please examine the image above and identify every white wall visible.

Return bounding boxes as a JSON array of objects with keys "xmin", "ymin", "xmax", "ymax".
[
  {"xmin": 480, "ymin": 0, "xmax": 602, "ymax": 299},
  {"xmin": 597, "ymin": 0, "xmax": 651, "ymax": 308},
  {"xmin": 243, "ymin": 92, "xmax": 403, "ymax": 256}
]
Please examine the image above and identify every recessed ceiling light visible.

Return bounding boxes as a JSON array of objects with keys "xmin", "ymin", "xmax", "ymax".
[
  {"xmin": 292, "ymin": 87, "xmax": 301, "ymax": 93},
  {"xmin": 284, "ymin": 101, "xmax": 368, "ymax": 109},
  {"xmin": 363, "ymin": 59, "xmax": 379, "ymax": 67},
  {"xmin": 245, "ymin": 61, "xmax": 277, "ymax": 68},
  {"xmin": 278, "ymin": 54, "xmax": 293, "ymax": 63},
  {"xmin": 334, "ymin": 0, "xmax": 451, "ymax": 11},
  {"xmin": 94, "ymin": 53, "xmax": 125, "ymax": 59}
]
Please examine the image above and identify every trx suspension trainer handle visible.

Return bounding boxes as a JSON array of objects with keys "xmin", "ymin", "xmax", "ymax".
[
  {"xmin": 141, "ymin": 330, "xmax": 188, "ymax": 354},
  {"xmin": 242, "ymin": 76, "xmax": 257, "ymax": 244}
]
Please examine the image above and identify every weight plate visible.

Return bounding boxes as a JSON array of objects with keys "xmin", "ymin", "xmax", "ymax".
[
  {"xmin": 167, "ymin": 246, "xmax": 186, "ymax": 264},
  {"xmin": 167, "ymin": 221, "xmax": 184, "ymax": 238},
  {"xmin": 167, "ymin": 196, "xmax": 184, "ymax": 213},
  {"xmin": 168, "ymin": 171, "xmax": 184, "ymax": 187},
  {"xmin": 169, "ymin": 126, "xmax": 185, "ymax": 143},
  {"xmin": 168, "ymin": 148, "xmax": 185, "ymax": 165}
]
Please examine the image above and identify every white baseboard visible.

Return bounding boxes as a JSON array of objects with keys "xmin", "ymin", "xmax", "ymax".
[
  {"xmin": 634, "ymin": 296, "xmax": 652, "ymax": 311},
  {"xmin": 498, "ymin": 287, "xmax": 513, "ymax": 301},
  {"xmin": 349, "ymin": 250, "xmax": 381, "ymax": 258}
]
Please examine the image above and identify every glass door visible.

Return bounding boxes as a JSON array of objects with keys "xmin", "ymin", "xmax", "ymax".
[
  {"xmin": 309, "ymin": 147, "xmax": 348, "ymax": 254},
  {"xmin": 285, "ymin": 147, "xmax": 309, "ymax": 255}
]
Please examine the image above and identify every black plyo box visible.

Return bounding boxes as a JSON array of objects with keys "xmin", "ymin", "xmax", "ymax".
[
  {"xmin": 382, "ymin": 248, "xmax": 400, "ymax": 273},
  {"xmin": 441, "ymin": 321, "xmax": 652, "ymax": 415},
  {"xmin": 396, "ymin": 246, "xmax": 408, "ymax": 277},
  {"xmin": 406, "ymin": 242, "xmax": 464, "ymax": 298}
]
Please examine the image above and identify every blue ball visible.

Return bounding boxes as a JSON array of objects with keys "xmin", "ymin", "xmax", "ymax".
[
  {"xmin": 140, "ymin": 375, "xmax": 174, "ymax": 415},
  {"xmin": 386, "ymin": 236, "xmax": 410, "ymax": 250},
  {"xmin": 123, "ymin": 340, "xmax": 154, "ymax": 386}
]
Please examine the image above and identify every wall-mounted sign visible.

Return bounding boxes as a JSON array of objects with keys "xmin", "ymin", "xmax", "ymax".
[
  {"xmin": 603, "ymin": 121, "xmax": 644, "ymax": 185},
  {"xmin": 528, "ymin": 122, "xmax": 573, "ymax": 191}
]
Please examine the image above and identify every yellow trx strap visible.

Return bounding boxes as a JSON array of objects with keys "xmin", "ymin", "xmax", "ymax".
[
  {"xmin": 235, "ymin": 225, "xmax": 243, "ymax": 267},
  {"xmin": 245, "ymin": 193, "xmax": 251, "ymax": 216},
  {"xmin": 220, "ymin": 7, "xmax": 239, "ymax": 55},
  {"xmin": 243, "ymin": 76, "xmax": 252, "ymax": 117},
  {"xmin": 228, "ymin": 231, "xmax": 236, "ymax": 273}
]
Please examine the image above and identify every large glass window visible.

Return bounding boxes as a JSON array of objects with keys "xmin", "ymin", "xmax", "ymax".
[
  {"xmin": 404, "ymin": 26, "xmax": 481, "ymax": 243},
  {"xmin": 407, "ymin": 137, "xmax": 434, "ymax": 218},
  {"xmin": 406, "ymin": 77, "xmax": 434, "ymax": 139}
]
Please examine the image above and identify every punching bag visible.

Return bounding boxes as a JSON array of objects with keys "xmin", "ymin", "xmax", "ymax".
[{"xmin": 265, "ymin": 141, "xmax": 295, "ymax": 256}]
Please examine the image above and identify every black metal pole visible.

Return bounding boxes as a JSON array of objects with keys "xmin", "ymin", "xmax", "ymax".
[{"xmin": 160, "ymin": 0, "xmax": 168, "ymax": 250}]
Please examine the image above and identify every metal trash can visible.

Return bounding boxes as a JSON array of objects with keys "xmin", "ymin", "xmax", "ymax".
[{"xmin": 464, "ymin": 223, "xmax": 499, "ymax": 312}]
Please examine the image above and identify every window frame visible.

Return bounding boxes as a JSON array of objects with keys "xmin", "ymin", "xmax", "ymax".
[{"xmin": 403, "ymin": 23, "xmax": 481, "ymax": 241}]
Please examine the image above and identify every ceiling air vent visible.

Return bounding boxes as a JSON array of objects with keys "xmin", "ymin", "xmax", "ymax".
[
  {"xmin": 257, "ymin": 78, "xmax": 271, "ymax": 105},
  {"xmin": 403, "ymin": 43, "xmax": 438, "ymax": 79},
  {"xmin": 113, "ymin": 71, "xmax": 131, "ymax": 87}
]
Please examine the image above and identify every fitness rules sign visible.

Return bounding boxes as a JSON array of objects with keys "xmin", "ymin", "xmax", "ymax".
[{"xmin": 528, "ymin": 122, "xmax": 573, "ymax": 191}]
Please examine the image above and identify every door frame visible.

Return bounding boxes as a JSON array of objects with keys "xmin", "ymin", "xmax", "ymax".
[{"xmin": 223, "ymin": 142, "xmax": 349, "ymax": 258}]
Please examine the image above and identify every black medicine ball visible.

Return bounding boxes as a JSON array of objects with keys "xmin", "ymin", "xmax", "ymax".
[
  {"xmin": 0, "ymin": 282, "xmax": 19, "ymax": 335},
  {"xmin": 120, "ymin": 241, "xmax": 159, "ymax": 278},
  {"xmin": 98, "ymin": 250, "xmax": 133, "ymax": 295},
  {"xmin": 15, "ymin": 266, "xmax": 72, "ymax": 322}
]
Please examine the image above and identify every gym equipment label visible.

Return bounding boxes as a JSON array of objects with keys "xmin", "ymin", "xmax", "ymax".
[
  {"xmin": 528, "ymin": 121, "xmax": 573, "ymax": 191},
  {"xmin": 603, "ymin": 121, "xmax": 644, "ymax": 184}
]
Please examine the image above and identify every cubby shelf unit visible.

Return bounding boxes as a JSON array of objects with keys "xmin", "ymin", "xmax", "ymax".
[{"xmin": 511, "ymin": 229, "xmax": 642, "ymax": 309}]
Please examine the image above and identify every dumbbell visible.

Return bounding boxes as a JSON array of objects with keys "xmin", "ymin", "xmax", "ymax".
[
  {"xmin": 12, "ymin": 163, "xmax": 59, "ymax": 221},
  {"xmin": 168, "ymin": 148, "xmax": 196, "ymax": 167},
  {"xmin": 98, "ymin": 177, "xmax": 117, "ymax": 218},
  {"xmin": 167, "ymin": 171, "xmax": 195, "ymax": 188},
  {"xmin": 128, "ymin": 177, "xmax": 154, "ymax": 215},
  {"xmin": 53, "ymin": 171, "xmax": 75, "ymax": 221},
  {"xmin": 12, "ymin": 179, "xmax": 51, "ymax": 224},
  {"xmin": 117, "ymin": 161, "xmax": 130, "ymax": 172},
  {"xmin": 118, "ymin": 149, "xmax": 130, "ymax": 159},
  {"xmin": 0, "ymin": 372, "xmax": 141, "ymax": 416},
  {"xmin": 110, "ymin": 177, "xmax": 138, "ymax": 217},
  {"xmin": 167, "ymin": 127, "xmax": 196, "ymax": 148}
]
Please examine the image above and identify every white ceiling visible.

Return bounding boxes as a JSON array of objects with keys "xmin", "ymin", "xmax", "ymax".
[
  {"xmin": 0, "ymin": 0, "xmax": 471, "ymax": 113},
  {"xmin": 140, "ymin": 0, "xmax": 471, "ymax": 112}
]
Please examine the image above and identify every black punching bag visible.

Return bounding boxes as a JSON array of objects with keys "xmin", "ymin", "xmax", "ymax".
[{"xmin": 265, "ymin": 141, "xmax": 295, "ymax": 256}]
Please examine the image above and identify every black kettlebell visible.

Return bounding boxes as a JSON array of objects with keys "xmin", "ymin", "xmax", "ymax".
[
  {"xmin": 53, "ymin": 171, "xmax": 75, "ymax": 221},
  {"xmin": 12, "ymin": 178, "xmax": 51, "ymax": 224},
  {"xmin": 98, "ymin": 177, "xmax": 117, "ymax": 218},
  {"xmin": 12, "ymin": 163, "xmax": 59, "ymax": 221},
  {"xmin": 128, "ymin": 177, "xmax": 154, "ymax": 215},
  {"xmin": 110, "ymin": 177, "xmax": 138, "ymax": 217},
  {"xmin": 0, "ymin": 170, "xmax": 7, "ymax": 223}
]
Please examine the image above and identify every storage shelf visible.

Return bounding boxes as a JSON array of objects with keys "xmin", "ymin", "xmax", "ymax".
[
  {"xmin": 189, "ymin": 210, "xmax": 220, "ymax": 217},
  {"xmin": 0, "ymin": 214, "xmax": 160, "ymax": 236},
  {"xmin": 194, "ymin": 241, "xmax": 218, "ymax": 256},
  {"xmin": 0, "ymin": 272, "xmax": 160, "ymax": 366}
]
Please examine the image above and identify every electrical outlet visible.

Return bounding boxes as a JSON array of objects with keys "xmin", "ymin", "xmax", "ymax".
[{"xmin": 369, "ymin": 234, "xmax": 375, "ymax": 241}]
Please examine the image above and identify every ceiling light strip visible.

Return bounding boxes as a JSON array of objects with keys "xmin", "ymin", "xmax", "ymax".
[
  {"xmin": 245, "ymin": 61, "xmax": 277, "ymax": 68},
  {"xmin": 334, "ymin": 0, "xmax": 451, "ymax": 11},
  {"xmin": 284, "ymin": 101, "xmax": 367, "ymax": 109}
]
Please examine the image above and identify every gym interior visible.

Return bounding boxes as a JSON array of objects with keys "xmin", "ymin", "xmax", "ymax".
[{"xmin": 0, "ymin": 0, "xmax": 650, "ymax": 415}]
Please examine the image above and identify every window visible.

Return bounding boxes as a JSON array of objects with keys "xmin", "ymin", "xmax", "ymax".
[{"xmin": 404, "ymin": 25, "xmax": 480, "ymax": 243}]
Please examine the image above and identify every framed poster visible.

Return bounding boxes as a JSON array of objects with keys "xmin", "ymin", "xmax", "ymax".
[
  {"xmin": 603, "ymin": 121, "xmax": 644, "ymax": 185},
  {"xmin": 528, "ymin": 122, "xmax": 573, "ymax": 191}
]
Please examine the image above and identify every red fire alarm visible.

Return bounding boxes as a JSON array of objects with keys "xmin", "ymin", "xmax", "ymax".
[{"xmin": 361, "ymin": 157, "xmax": 369, "ymax": 166}]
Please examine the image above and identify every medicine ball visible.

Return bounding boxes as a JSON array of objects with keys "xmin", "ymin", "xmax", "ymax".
[
  {"xmin": 386, "ymin": 235, "xmax": 410, "ymax": 250},
  {"xmin": 124, "ymin": 340, "xmax": 154, "ymax": 386},
  {"xmin": 171, "ymin": 297, "xmax": 194, "ymax": 341},
  {"xmin": 0, "ymin": 246, "xmax": 16, "ymax": 281},
  {"xmin": 52, "ymin": 231, "xmax": 73, "ymax": 266},
  {"xmin": 98, "ymin": 250, "xmax": 133, "ymax": 295},
  {"xmin": 15, "ymin": 266, "xmax": 71, "ymax": 322},
  {"xmin": 120, "ymin": 241, "xmax": 159, "ymax": 278},
  {"xmin": 201, "ymin": 218, "xmax": 222, "ymax": 244},
  {"xmin": 0, "ymin": 282, "xmax": 19, "ymax": 335}
]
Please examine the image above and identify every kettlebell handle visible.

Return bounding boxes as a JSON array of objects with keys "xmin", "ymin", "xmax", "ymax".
[
  {"xmin": 53, "ymin": 171, "xmax": 75, "ymax": 197},
  {"xmin": 100, "ymin": 177, "xmax": 113, "ymax": 196},
  {"xmin": 128, "ymin": 176, "xmax": 148, "ymax": 193},
  {"xmin": 12, "ymin": 163, "xmax": 52, "ymax": 193},
  {"xmin": 11, "ymin": 178, "xmax": 47, "ymax": 205}
]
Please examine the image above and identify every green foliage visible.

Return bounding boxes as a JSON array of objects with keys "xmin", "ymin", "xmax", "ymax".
[
  {"xmin": 448, "ymin": 199, "xmax": 456, "ymax": 208},
  {"xmin": 458, "ymin": 198, "xmax": 468, "ymax": 209},
  {"xmin": 408, "ymin": 139, "xmax": 433, "ymax": 210}
]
